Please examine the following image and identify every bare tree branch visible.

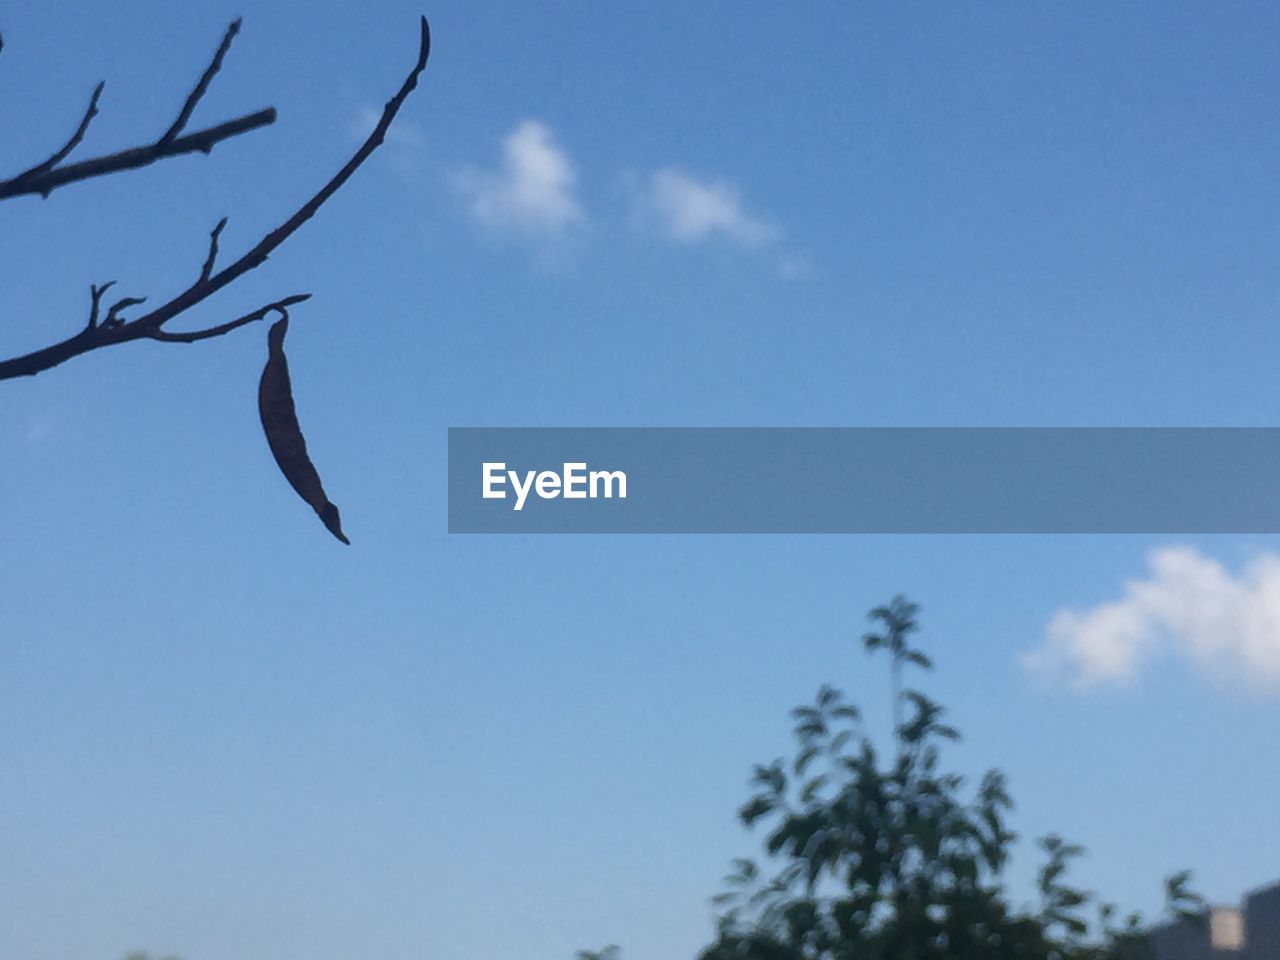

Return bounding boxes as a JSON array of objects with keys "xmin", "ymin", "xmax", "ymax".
[
  {"xmin": 11, "ymin": 82, "xmax": 105, "ymax": 183},
  {"xmin": 0, "ymin": 16, "xmax": 431, "ymax": 381},
  {"xmin": 200, "ymin": 218, "xmax": 230, "ymax": 282},
  {"xmin": 0, "ymin": 109, "xmax": 277, "ymax": 202},
  {"xmin": 149, "ymin": 295, "xmax": 312, "ymax": 343},
  {"xmin": 0, "ymin": 18, "xmax": 272, "ymax": 202},
  {"xmin": 86, "ymin": 281, "xmax": 117, "ymax": 330},
  {"xmin": 160, "ymin": 19, "xmax": 242, "ymax": 144},
  {"xmin": 102, "ymin": 295, "xmax": 148, "ymax": 328}
]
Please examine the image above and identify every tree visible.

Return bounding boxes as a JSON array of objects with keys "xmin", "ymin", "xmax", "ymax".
[
  {"xmin": 581, "ymin": 596, "xmax": 1207, "ymax": 959},
  {"xmin": 0, "ymin": 16, "xmax": 431, "ymax": 540},
  {"xmin": 699, "ymin": 595, "xmax": 1204, "ymax": 959}
]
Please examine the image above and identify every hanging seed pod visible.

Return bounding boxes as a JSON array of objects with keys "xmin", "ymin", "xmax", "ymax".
[{"xmin": 257, "ymin": 313, "xmax": 349, "ymax": 544}]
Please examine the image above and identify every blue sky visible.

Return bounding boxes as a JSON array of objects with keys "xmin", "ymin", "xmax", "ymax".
[{"xmin": 3, "ymin": 2, "xmax": 1280, "ymax": 958}]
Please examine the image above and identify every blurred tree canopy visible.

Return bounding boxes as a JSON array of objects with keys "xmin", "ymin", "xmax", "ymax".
[{"xmin": 583, "ymin": 595, "xmax": 1206, "ymax": 960}]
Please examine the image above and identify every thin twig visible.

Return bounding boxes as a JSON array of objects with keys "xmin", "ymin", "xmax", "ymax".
[
  {"xmin": 161, "ymin": 19, "xmax": 242, "ymax": 144},
  {"xmin": 149, "ymin": 294, "xmax": 311, "ymax": 343},
  {"xmin": 103, "ymin": 296, "xmax": 147, "ymax": 328},
  {"xmin": 12, "ymin": 82, "xmax": 105, "ymax": 183},
  {"xmin": 85, "ymin": 281, "xmax": 117, "ymax": 330},
  {"xmin": 200, "ymin": 218, "xmax": 229, "ymax": 282}
]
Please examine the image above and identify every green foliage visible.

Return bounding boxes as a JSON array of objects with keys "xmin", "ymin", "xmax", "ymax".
[
  {"xmin": 575, "ymin": 596, "xmax": 1206, "ymax": 960},
  {"xmin": 695, "ymin": 596, "xmax": 1204, "ymax": 960}
]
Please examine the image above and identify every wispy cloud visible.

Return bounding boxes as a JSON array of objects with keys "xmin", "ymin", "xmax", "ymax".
[
  {"xmin": 640, "ymin": 167, "xmax": 777, "ymax": 247},
  {"xmin": 776, "ymin": 252, "xmax": 812, "ymax": 280},
  {"xmin": 454, "ymin": 120, "xmax": 583, "ymax": 237},
  {"xmin": 350, "ymin": 105, "xmax": 427, "ymax": 151},
  {"xmin": 1023, "ymin": 547, "xmax": 1280, "ymax": 694}
]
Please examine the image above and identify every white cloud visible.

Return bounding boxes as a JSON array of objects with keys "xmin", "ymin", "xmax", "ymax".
[
  {"xmin": 641, "ymin": 167, "xmax": 777, "ymax": 247},
  {"xmin": 1024, "ymin": 547, "xmax": 1280, "ymax": 694},
  {"xmin": 455, "ymin": 120, "xmax": 583, "ymax": 236}
]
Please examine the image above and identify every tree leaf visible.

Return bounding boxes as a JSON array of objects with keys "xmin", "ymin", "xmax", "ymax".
[{"xmin": 258, "ymin": 316, "xmax": 349, "ymax": 544}]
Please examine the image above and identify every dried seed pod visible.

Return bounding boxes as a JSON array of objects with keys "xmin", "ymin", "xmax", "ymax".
[{"xmin": 258, "ymin": 314, "xmax": 349, "ymax": 544}]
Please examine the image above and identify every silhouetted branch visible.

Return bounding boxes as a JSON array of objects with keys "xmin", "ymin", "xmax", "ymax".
[
  {"xmin": 0, "ymin": 110, "xmax": 277, "ymax": 202},
  {"xmin": 13, "ymin": 82, "xmax": 105, "ymax": 183},
  {"xmin": 200, "ymin": 218, "xmax": 229, "ymax": 282},
  {"xmin": 85, "ymin": 282, "xmax": 116, "ymax": 330},
  {"xmin": 161, "ymin": 19, "xmax": 241, "ymax": 144},
  {"xmin": 150, "ymin": 295, "xmax": 311, "ymax": 343},
  {"xmin": 0, "ymin": 16, "xmax": 431, "ymax": 381},
  {"xmin": 102, "ymin": 295, "xmax": 148, "ymax": 328},
  {"xmin": 0, "ymin": 19, "xmax": 273, "ymax": 202}
]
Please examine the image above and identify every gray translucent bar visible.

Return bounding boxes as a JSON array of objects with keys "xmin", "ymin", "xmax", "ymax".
[{"xmin": 447, "ymin": 428, "xmax": 1280, "ymax": 533}]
